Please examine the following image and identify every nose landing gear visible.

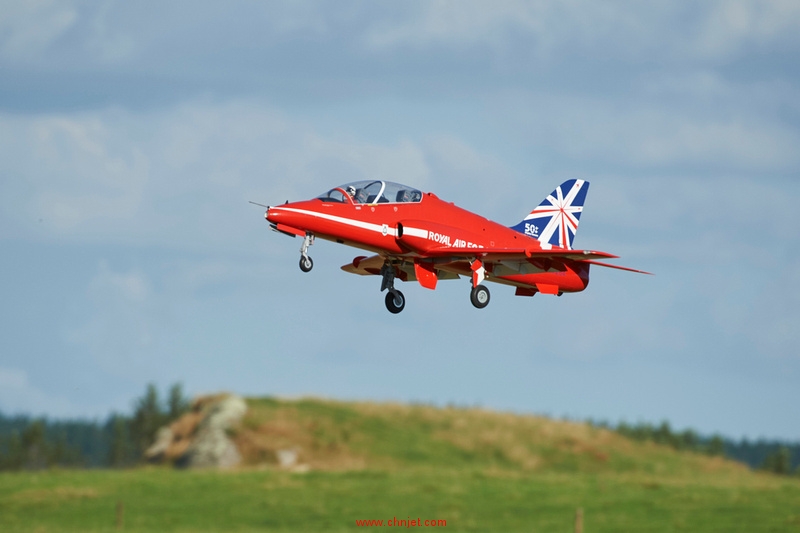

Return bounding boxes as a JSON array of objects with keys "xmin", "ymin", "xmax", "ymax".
[
  {"xmin": 380, "ymin": 262, "xmax": 405, "ymax": 314},
  {"xmin": 299, "ymin": 233, "xmax": 315, "ymax": 272}
]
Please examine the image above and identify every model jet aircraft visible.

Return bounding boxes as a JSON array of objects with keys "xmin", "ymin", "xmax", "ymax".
[{"xmin": 261, "ymin": 179, "xmax": 650, "ymax": 313}]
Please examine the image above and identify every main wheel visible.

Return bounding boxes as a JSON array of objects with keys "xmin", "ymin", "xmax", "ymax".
[
  {"xmin": 385, "ymin": 290, "xmax": 405, "ymax": 314},
  {"xmin": 299, "ymin": 256, "xmax": 313, "ymax": 272},
  {"xmin": 470, "ymin": 284, "xmax": 490, "ymax": 309}
]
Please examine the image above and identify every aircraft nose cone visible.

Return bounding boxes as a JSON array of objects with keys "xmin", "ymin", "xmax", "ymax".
[{"xmin": 266, "ymin": 206, "xmax": 292, "ymax": 225}]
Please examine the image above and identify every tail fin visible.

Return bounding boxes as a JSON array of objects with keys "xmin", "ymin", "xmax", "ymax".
[{"xmin": 510, "ymin": 179, "xmax": 589, "ymax": 250}]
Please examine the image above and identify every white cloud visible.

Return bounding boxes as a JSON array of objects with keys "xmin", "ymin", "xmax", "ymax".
[
  {"xmin": 0, "ymin": 112, "xmax": 148, "ymax": 236},
  {"xmin": 83, "ymin": 1, "xmax": 137, "ymax": 63},
  {"xmin": 363, "ymin": 0, "xmax": 800, "ymax": 64},
  {"xmin": 0, "ymin": 1, "xmax": 336, "ymax": 67},
  {"xmin": 365, "ymin": 1, "xmax": 543, "ymax": 50},
  {"xmin": 0, "ymin": 0, "xmax": 77, "ymax": 61},
  {"xmin": 694, "ymin": 0, "xmax": 800, "ymax": 59},
  {"xmin": 1, "ymin": 101, "xmax": 438, "ymax": 250},
  {"xmin": 498, "ymin": 91, "xmax": 800, "ymax": 172}
]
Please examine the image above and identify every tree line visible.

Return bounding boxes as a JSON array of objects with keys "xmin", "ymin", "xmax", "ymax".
[
  {"xmin": 0, "ymin": 383, "xmax": 189, "ymax": 470},
  {"xmin": 588, "ymin": 419, "xmax": 800, "ymax": 475}
]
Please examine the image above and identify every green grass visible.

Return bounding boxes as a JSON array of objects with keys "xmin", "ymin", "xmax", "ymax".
[
  {"xmin": 1, "ymin": 397, "xmax": 799, "ymax": 532},
  {"xmin": 1, "ymin": 467, "xmax": 799, "ymax": 532}
]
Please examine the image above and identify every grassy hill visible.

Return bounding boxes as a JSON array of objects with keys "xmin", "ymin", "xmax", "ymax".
[
  {"xmin": 235, "ymin": 397, "xmax": 745, "ymax": 476},
  {"xmin": 1, "ymin": 396, "xmax": 799, "ymax": 532}
]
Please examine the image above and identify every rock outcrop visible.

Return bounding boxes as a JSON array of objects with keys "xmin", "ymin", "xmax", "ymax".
[{"xmin": 145, "ymin": 393, "xmax": 247, "ymax": 469}]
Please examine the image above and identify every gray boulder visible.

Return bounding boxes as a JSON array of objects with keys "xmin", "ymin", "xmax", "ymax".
[{"xmin": 175, "ymin": 394, "xmax": 247, "ymax": 469}]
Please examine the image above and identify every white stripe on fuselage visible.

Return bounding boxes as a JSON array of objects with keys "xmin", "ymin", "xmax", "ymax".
[
  {"xmin": 271, "ymin": 207, "xmax": 468, "ymax": 247},
  {"xmin": 402, "ymin": 227, "xmax": 427, "ymax": 238},
  {"xmin": 271, "ymin": 206, "xmax": 400, "ymax": 237}
]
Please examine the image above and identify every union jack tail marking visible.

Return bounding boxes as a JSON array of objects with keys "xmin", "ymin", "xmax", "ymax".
[{"xmin": 509, "ymin": 179, "xmax": 589, "ymax": 249}]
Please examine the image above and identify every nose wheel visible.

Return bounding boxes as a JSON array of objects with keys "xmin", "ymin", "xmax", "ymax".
[
  {"xmin": 299, "ymin": 256, "xmax": 313, "ymax": 272},
  {"xmin": 470, "ymin": 284, "xmax": 490, "ymax": 309},
  {"xmin": 298, "ymin": 233, "xmax": 315, "ymax": 272},
  {"xmin": 380, "ymin": 262, "xmax": 406, "ymax": 314}
]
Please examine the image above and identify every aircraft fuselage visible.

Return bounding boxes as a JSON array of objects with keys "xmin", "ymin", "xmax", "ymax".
[{"xmin": 266, "ymin": 191, "xmax": 589, "ymax": 296}]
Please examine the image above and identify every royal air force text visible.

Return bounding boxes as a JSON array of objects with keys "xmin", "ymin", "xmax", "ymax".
[{"xmin": 428, "ymin": 231, "xmax": 484, "ymax": 249}]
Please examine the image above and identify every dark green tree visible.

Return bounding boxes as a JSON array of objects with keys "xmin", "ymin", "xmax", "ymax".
[
  {"xmin": 0, "ymin": 430, "xmax": 24, "ymax": 470},
  {"xmin": 654, "ymin": 421, "xmax": 673, "ymax": 446},
  {"xmin": 129, "ymin": 383, "xmax": 166, "ymax": 458},
  {"xmin": 707, "ymin": 435, "xmax": 725, "ymax": 456},
  {"xmin": 126, "ymin": 382, "xmax": 191, "ymax": 461},
  {"xmin": 107, "ymin": 414, "xmax": 132, "ymax": 467},
  {"xmin": 677, "ymin": 429, "xmax": 699, "ymax": 451},
  {"xmin": 21, "ymin": 420, "xmax": 47, "ymax": 469},
  {"xmin": 48, "ymin": 431, "xmax": 82, "ymax": 467},
  {"xmin": 762, "ymin": 446, "xmax": 792, "ymax": 475},
  {"xmin": 167, "ymin": 383, "xmax": 190, "ymax": 421}
]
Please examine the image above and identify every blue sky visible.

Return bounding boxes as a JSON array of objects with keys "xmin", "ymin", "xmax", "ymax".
[{"xmin": 1, "ymin": 1, "xmax": 799, "ymax": 440}]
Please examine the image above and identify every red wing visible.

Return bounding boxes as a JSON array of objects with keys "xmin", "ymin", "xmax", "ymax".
[
  {"xmin": 340, "ymin": 250, "xmax": 651, "ymax": 280},
  {"xmin": 341, "ymin": 254, "xmax": 461, "ymax": 282},
  {"xmin": 341, "ymin": 254, "xmax": 384, "ymax": 275},
  {"xmin": 418, "ymin": 248, "xmax": 651, "ymax": 276},
  {"xmin": 422, "ymin": 246, "xmax": 619, "ymax": 262}
]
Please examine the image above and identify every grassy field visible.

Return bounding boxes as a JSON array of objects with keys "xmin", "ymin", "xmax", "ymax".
[{"xmin": 1, "ymin": 397, "xmax": 799, "ymax": 532}]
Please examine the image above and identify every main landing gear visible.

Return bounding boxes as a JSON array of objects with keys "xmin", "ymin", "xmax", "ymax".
[
  {"xmin": 377, "ymin": 261, "xmax": 490, "ymax": 314},
  {"xmin": 385, "ymin": 290, "xmax": 406, "ymax": 314},
  {"xmin": 298, "ymin": 233, "xmax": 315, "ymax": 272},
  {"xmin": 380, "ymin": 263, "xmax": 405, "ymax": 314},
  {"xmin": 470, "ymin": 284, "xmax": 490, "ymax": 309},
  {"xmin": 469, "ymin": 259, "xmax": 490, "ymax": 309}
]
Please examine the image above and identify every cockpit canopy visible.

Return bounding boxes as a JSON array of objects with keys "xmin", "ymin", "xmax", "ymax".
[{"xmin": 317, "ymin": 180, "xmax": 423, "ymax": 205}]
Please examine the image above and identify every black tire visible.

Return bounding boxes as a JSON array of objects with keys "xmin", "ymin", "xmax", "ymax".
[
  {"xmin": 385, "ymin": 290, "xmax": 405, "ymax": 314},
  {"xmin": 470, "ymin": 284, "xmax": 490, "ymax": 309},
  {"xmin": 299, "ymin": 256, "xmax": 313, "ymax": 272}
]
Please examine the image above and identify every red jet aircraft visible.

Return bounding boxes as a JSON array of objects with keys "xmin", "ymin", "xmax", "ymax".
[{"xmin": 262, "ymin": 179, "xmax": 649, "ymax": 313}]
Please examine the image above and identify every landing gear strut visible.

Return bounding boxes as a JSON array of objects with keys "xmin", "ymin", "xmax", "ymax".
[
  {"xmin": 299, "ymin": 233, "xmax": 315, "ymax": 272},
  {"xmin": 469, "ymin": 259, "xmax": 490, "ymax": 309},
  {"xmin": 380, "ymin": 262, "xmax": 405, "ymax": 314}
]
